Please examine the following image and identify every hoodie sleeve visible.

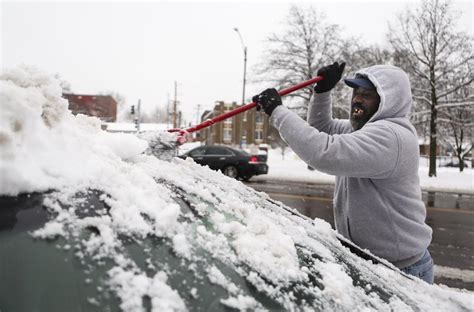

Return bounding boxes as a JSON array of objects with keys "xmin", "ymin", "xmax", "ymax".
[
  {"xmin": 307, "ymin": 92, "xmax": 352, "ymax": 134},
  {"xmin": 270, "ymin": 106, "xmax": 400, "ymax": 179}
]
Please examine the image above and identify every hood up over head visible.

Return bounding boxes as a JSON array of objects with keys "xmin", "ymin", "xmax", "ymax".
[{"xmin": 354, "ymin": 65, "xmax": 413, "ymax": 123}]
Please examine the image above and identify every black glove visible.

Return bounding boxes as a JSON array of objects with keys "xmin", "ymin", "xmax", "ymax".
[
  {"xmin": 252, "ymin": 88, "xmax": 282, "ymax": 116},
  {"xmin": 314, "ymin": 62, "xmax": 346, "ymax": 93}
]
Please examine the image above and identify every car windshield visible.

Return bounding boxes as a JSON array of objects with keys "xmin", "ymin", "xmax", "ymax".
[
  {"xmin": 0, "ymin": 180, "xmax": 401, "ymax": 311},
  {"xmin": 1, "ymin": 66, "xmax": 472, "ymax": 312}
]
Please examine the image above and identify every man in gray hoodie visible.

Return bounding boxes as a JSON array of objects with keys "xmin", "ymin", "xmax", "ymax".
[{"xmin": 252, "ymin": 63, "xmax": 434, "ymax": 283}]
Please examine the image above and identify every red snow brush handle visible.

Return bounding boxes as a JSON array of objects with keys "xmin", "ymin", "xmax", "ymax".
[{"xmin": 169, "ymin": 75, "xmax": 323, "ymax": 137}]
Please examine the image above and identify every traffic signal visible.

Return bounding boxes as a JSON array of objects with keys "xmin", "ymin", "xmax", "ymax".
[
  {"xmin": 134, "ymin": 117, "xmax": 139, "ymax": 131},
  {"xmin": 131, "ymin": 105, "xmax": 135, "ymax": 114}
]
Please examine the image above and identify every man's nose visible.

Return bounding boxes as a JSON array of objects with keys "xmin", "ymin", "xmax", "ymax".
[{"xmin": 352, "ymin": 95, "xmax": 363, "ymax": 104}]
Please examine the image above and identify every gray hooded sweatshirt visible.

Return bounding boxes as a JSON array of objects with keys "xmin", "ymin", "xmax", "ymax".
[{"xmin": 269, "ymin": 65, "xmax": 432, "ymax": 268}]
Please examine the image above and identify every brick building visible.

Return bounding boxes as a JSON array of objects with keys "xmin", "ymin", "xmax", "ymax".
[
  {"xmin": 199, "ymin": 101, "xmax": 278, "ymax": 146},
  {"xmin": 63, "ymin": 93, "xmax": 117, "ymax": 122}
]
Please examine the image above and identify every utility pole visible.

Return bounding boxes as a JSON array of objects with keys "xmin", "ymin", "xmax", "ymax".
[
  {"xmin": 234, "ymin": 27, "xmax": 247, "ymax": 148},
  {"xmin": 166, "ymin": 93, "xmax": 170, "ymax": 129},
  {"xmin": 242, "ymin": 48, "xmax": 247, "ymax": 106},
  {"xmin": 173, "ymin": 81, "xmax": 178, "ymax": 129}
]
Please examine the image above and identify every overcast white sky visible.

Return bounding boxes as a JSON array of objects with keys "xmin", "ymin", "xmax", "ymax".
[{"xmin": 1, "ymin": 0, "xmax": 472, "ymax": 125}]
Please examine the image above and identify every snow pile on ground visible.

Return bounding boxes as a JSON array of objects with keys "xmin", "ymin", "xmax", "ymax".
[
  {"xmin": 435, "ymin": 265, "xmax": 474, "ymax": 283},
  {"xmin": 418, "ymin": 166, "xmax": 474, "ymax": 194},
  {"xmin": 1, "ymin": 66, "xmax": 473, "ymax": 311}
]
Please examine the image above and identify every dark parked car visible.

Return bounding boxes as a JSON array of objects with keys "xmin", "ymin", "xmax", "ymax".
[{"xmin": 179, "ymin": 145, "xmax": 268, "ymax": 181}]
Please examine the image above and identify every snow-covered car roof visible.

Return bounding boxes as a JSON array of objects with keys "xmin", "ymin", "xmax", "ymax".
[{"xmin": 0, "ymin": 66, "xmax": 472, "ymax": 311}]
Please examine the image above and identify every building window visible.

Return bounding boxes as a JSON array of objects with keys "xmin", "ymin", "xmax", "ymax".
[
  {"xmin": 256, "ymin": 112, "xmax": 263, "ymax": 124},
  {"xmin": 224, "ymin": 128, "xmax": 232, "ymax": 143},
  {"xmin": 255, "ymin": 129, "xmax": 263, "ymax": 142}
]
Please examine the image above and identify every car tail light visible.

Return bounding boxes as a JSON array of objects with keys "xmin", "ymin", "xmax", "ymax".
[{"xmin": 249, "ymin": 156, "xmax": 258, "ymax": 163}]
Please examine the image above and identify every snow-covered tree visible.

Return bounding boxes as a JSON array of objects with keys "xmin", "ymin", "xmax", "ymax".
[
  {"xmin": 437, "ymin": 85, "xmax": 473, "ymax": 171},
  {"xmin": 388, "ymin": 0, "xmax": 474, "ymax": 177},
  {"xmin": 54, "ymin": 73, "xmax": 72, "ymax": 93},
  {"xmin": 140, "ymin": 106, "xmax": 168, "ymax": 123},
  {"xmin": 255, "ymin": 5, "xmax": 344, "ymax": 118}
]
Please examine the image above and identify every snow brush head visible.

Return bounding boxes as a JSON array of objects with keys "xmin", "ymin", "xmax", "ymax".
[
  {"xmin": 138, "ymin": 130, "xmax": 186, "ymax": 161},
  {"xmin": 167, "ymin": 128, "xmax": 189, "ymax": 145}
]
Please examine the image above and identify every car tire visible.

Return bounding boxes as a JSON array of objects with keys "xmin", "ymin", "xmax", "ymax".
[{"xmin": 223, "ymin": 165, "xmax": 239, "ymax": 179}]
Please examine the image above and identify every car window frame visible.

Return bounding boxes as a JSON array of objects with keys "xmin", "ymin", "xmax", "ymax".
[
  {"xmin": 189, "ymin": 147, "xmax": 206, "ymax": 157},
  {"xmin": 205, "ymin": 146, "xmax": 234, "ymax": 156}
]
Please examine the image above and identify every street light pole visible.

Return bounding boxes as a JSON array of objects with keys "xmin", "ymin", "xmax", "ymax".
[{"xmin": 234, "ymin": 27, "xmax": 247, "ymax": 148}]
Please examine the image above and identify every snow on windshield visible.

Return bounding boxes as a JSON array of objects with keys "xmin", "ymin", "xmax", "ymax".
[{"xmin": 1, "ymin": 66, "xmax": 472, "ymax": 311}]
